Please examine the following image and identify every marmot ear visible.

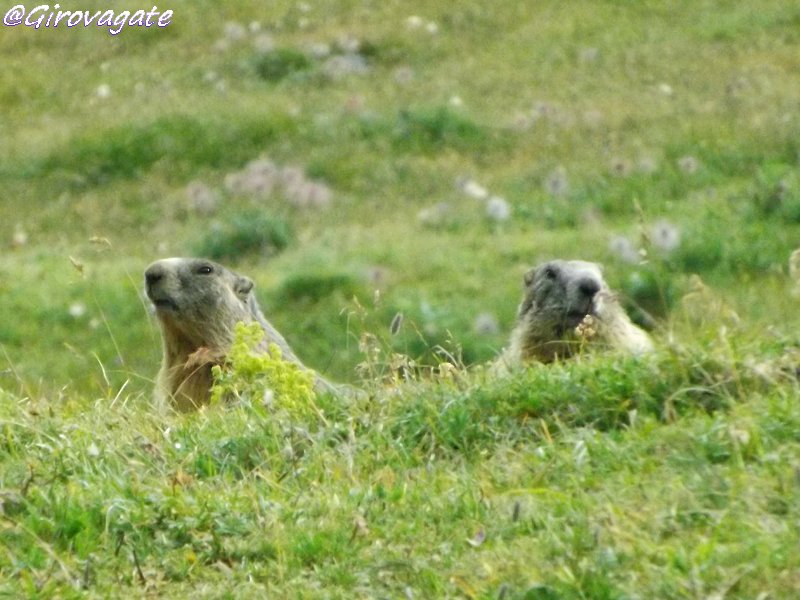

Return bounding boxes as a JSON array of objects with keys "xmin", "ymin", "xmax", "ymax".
[
  {"xmin": 523, "ymin": 268, "xmax": 537, "ymax": 287},
  {"xmin": 234, "ymin": 276, "xmax": 254, "ymax": 296}
]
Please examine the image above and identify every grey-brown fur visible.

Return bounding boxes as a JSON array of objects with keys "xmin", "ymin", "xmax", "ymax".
[
  {"xmin": 145, "ymin": 257, "xmax": 339, "ymax": 411},
  {"xmin": 497, "ymin": 259, "xmax": 653, "ymax": 368}
]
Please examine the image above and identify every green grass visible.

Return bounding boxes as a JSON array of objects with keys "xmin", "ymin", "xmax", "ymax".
[{"xmin": 3, "ymin": 0, "xmax": 800, "ymax": 596}]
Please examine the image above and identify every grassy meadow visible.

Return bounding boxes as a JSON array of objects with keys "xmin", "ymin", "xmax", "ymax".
[{"xmin": 2, "ymin": 0, "xmax": 800, "ymax": 596}]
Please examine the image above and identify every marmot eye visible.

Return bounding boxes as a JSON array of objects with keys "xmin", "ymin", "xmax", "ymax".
[
  {"xmin": 543, "ymin": 267, "xmax": 557, "ymax": 280},
  {"xmin": 196, "ymin": 265, "xmax": 214, "ymax": 275}
]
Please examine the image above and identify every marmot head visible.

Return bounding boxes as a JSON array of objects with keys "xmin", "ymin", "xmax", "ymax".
[
  {"xmin": 518, "ymin": 259, "xmax": 608, "ymax": 336},
  {"xmin": 144, "ymin": 257, "xmax": 255, "ymax": 347}
]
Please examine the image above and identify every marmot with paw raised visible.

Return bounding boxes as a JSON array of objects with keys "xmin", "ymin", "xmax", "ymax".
[{"xmin": 145, "ymin": 257, "xmax": 340, "ymax": 411}]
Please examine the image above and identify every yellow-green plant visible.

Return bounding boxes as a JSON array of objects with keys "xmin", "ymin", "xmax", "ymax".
[{"xmin": 209, "ymin": 322, "xmax": 317, "ymax": 418}]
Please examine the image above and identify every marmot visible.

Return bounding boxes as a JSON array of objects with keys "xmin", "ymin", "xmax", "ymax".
[
  {"xmin": 497, "ymin": 259, "xmax": 653, "ymax": 368},
  {"xmin": 145, "ymin": 257, "xmax": 340, "ymax": 411}
]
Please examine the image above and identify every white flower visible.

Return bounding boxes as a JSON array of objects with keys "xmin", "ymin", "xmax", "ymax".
[
  {"xmin": 473, "ymin": 313, "xmax": 500, "ymax": 336},
  {"xmin": 449, "ymin": 95, "xmax": 463, "ymax": 107},
  {"xmin": 186, "ymin": 181, "xmax": 219, "ymax": 214},
  {"xmin": 223, "ymin": 21, "xmax": 246, "ymax": 41},
  {"xmin": 322, "ymin": 54, "xmax": 368, "ymax": 79},
  {"xmin": 304, "ymin": 182, "xmax": 332, "ymax": 208},
  {"xmin": 579, "ymin": 47, "xmax": 599, "ymax": 63},
  {"xmin": 457, "ymin": 177, "xmax": 489, "ymax": 200},
  {"xmin": 637, "ymin": 155, "xmax": 658, "ymax": 174},
  {"xmin": 69, "ymin": 302, "xmax": 87, "ymax": 319},
  {"xmin": 307, "ymin": 42, "xmax": 331, "ymax": 58},
  {"xmin": 11, "ymin": 225, "xmax": 28, "ymax": 248},
  {"xmin": 246, "ymin": 158, "xmax": 278, "ymax": 177},
  {"xmin": 609, "ymin": 157, "xmax": 632, "ymax": 177},
  {"xmin": 650, "ymin": 220, "xmax": 681, "ymax": 252},
  {"xmin": 609, "ymin": 236, "xmax": 639, "ymax": 264},
  {"xmin": 678, "ymin": 155, "xmax": 699, "ymax": 174},
  {"xmin": 337, "ymin": 35, "xmax": 360, "ymax": 53},
  {"xmin": 486, "ymin": 196, "xmax": 511, "ymax": 222},
  {"xmin": 658, "ymin": 83, "xmax": 673, "ymax": 96},
  {"xmin": 406, "ymin": 15, "xmax": 423, "ymax": 29},
  {"xmin": 394, "ymin": 66, "xmax": 414, "ymax": 85},
  {"xmin": 417, "ymin": 202, "xmax": 451, "ymax": 227},
  {"xmin": 96, "ymin": 84, "xmax": 111, "ymax": 99},
  {"xmin": 425, "ymin": 21, "xmax": 439, "ymax": 34},
  {"xmin": 252, "ymin": 33, "xmax": 274, "ymax": 54},
  {"xmin": 280, "ymin": 165, "xmax": 305, "ymax": 187}
]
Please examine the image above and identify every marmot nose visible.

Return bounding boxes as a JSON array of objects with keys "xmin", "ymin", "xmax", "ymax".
[
  {"xmin": 145, "ymin": 266, "xmax": 165, "ymax": 288},
  {"xmin": 577, "ymin": 278, "xmax": 600, "ymax": 298}
]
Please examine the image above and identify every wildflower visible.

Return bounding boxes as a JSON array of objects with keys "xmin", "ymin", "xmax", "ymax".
[
  {"xmin": 514, "ymin": 113, "xmax": 536, "ymax": 131},
  {"xmin": 609, "ymin": 157, "xmax": 632, "ymax": 177},
  {"xmin": 186, "ymin": 181, "xmax": 219, "ymax": 214},
  {"xmin": 96, "ymin": 84, "xmax": 111, "ymax": 99},
  {"xmin": 224, "ymin": 172, "xmax": 247, "ymax": 195},
  {"xmin": 248, "ymin": 21, "xmax": 261, "ymax": 33},
  {"xmin": 575, "ymin": 314, "xmax": 598, "ymax": 339},
  {"xmin": 609, "ymin": 236, "xmax": 639, "ymax": 264},
  {"xmin": 365, "ymin": 266, "xmax": 388, "ymax": 287},
  {"xmin": 449, "ymin": 95, "xmax": 463, "ymax": 107},
  {"xmin": 223, "ymin": 21, "xmax": 246, "ymax": 42},
  {"xmin": 531, "ymin": 101, "xmax": 556, "ymax": 122},
  {"xmin": 304, "ymin": 182, "xmax": 332, "ymax": 209},
  {"xmin": 650, "ymin": 220, "xmax": 681, "ymax": 252},
  {"xmin": 322, "ymin": 54, "xmax": 368, "ymax": 79},
  {"xmin": 11, "ymin": 225, "xmax": 28, "ymax": 248},
  {"xmin": 280, "ymin": 165, "xmax": 306, "ymax": 187},
  {"xmin": 406, "ymin": 15, "xmax": 423, "ymax": 29},
  {"xmin": 658, "ymin": 83, "xmax": 673, "ymax": 96},
  {"xmin": 307, "ymin": 42, "xmax": 331, "ymax": 58},
  {"xmin": 457, "ymin": 177, "xmax": 489, "ymax": 200},
  {"xmin": 394, "ymin": 66, "xmax": 414, "ymax": 85},
  {"xmin": 417, "ymin": 202, "xmax": 451, "ymax": 227},
  {"xmin": 252, "ymin": 33, "xmax": 274, "ymax": 54},
  {"xmin": 425, "ymin": 21, "xmax": 439, "ymax": 34},
  {"xmin": 637, "ymin": 155, "xmax": 658, "ymax": 174},
  {"xmin": 241, "ymin": 171, "xmax": 275, "ymax": 199},
  {"xmin": 336, "ymin": 35, "xmax": 360, "ymax": 54},
  {"xmin": 246, "ymin": 157, "xmax": 279, "ymax": 177},
  {"xmin": 473, "ymin": 313, "xmax": 500, "ymax": 336},
  {"xmin": 486, "ymin": 196, "xmax": 511, "ymax": 222},
  {"xmin": 579, "ymin": 47, "xmax": 599, "ymax": 63},
  {"xmin": 544, "ymin": 167, "xmax": 568, "ymax": 197},
  {"xmin": 68, "ymin": 302, "xmax": 87, "ymax": 319},
  {"xmin": 678, "ymin": 155, "xmax": 699, "ymax": 174}
]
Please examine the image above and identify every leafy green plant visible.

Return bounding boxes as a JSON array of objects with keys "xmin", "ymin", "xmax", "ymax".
[
  {"xmin": 210, "ymin": 322, "xmax": 316, "ymax": 415},
  {"xmin": 252, "ymin": 48, "xmax": 312, "ymax": 82},
  {"xmin": 194, "ymin": 211, "xmax": 292, "ymax": 260}
]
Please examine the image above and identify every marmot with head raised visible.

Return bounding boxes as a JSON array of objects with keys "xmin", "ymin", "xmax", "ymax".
[
  {"xmin": 145, "ymin": 257, "xmax": 340, "ymax": 411},
  {"xmin": 497, "ymin": 259, "xmax": 653, "ymax": 368}
]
